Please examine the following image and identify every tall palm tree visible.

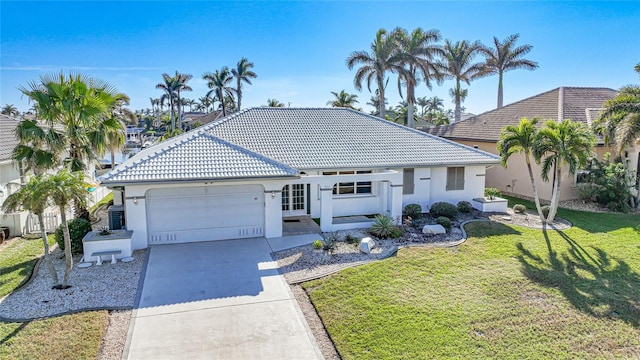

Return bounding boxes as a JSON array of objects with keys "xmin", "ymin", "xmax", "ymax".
[
  {"xmin": 425, "ymin": 96, "xmax": 444, "ymax": 121},
  {"xmin": 156, "ymin": 73, "xmax": 181, "ymax": 131},
  {"xmin": 393, "ymin": 27, "xmax": 442, "ymax": 128},
  {"xmin": 174, "ymin": 71, "xmax": 193, "ymax": 130},
  {"xmin": 416, "ymin": 96, "xmax": 429, "ymax": 117},
  {"xmin": 2, "ymin": 104, "xmax": 19, "ymax": 117},
  {"xmin": 480, "ymin": 34, "xmax": 538, "ymax": 108},
  {"xmin": 327, "ymin": 90, "xmax": 359, "ymax": 109},
  {"xmin": 232, "ymin": 57, "xmax": 257, "ymax": 111},
  {"xmin": 534, "ymin": 119, "xmax": 595, "ymax": 223},
  {"xmin": 346, "ymin": 28, "xmax": 399, "ymax": 120},
  {"xmin": 203, "ymin": 67, "xmax": 235, "ymax": 117},
  {"xmin": 265, "ymin": 99, "xmax": 284, "ymax": 107},
  {"xmin": 393, "ymin": 103, "xmax": 418, "ymax": 126},
  {"xmin": 497, "ymin": 117, "xmax": 545, "ymax": 222},
  {"xmin": 435, "ymin": 39, "xmax": 485, "ymax": 122},
  {"xmin": 2, "ymin": 174, "xmax": 61, "ymax": 286},
  {"xmin": 12, "ymin": 118, "xmax": 65, "ymax": 173}
]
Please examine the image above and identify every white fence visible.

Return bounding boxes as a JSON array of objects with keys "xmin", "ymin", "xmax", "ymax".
[{"xmin": 25, "ymin": 212, "xmax": 61, "ymax": 234}]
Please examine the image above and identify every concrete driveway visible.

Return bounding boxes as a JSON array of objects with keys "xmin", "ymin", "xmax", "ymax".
[{"xmin": 124, "ymin": 238, "xmax": 323, "ymax": 359}]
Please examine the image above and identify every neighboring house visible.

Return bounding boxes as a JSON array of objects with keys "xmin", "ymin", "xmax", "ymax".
[
  {"xmin": 100, "ymin": 107, "xmax": 499, "ymax": 250},
  {"xmin": 426, "ymin": 87, "xmax": 635, "ymax": 201},
  {"xmin": 182, "ymin": 111, "xmax": 227, "ymax": 129},
  {"xmin": 0, "ymin": 115, "xmax": 27, "ymax": 236}
]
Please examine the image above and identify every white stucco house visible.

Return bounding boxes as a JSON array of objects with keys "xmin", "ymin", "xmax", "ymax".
[
  {"xmin": 0, "ymin": 115, "xmax": 28, "ymax": 237},
  {"xmin": 99, "ymin": 108, "xmax": 500, "ymax": 251}
]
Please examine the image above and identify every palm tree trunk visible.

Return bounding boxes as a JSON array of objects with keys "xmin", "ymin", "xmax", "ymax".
[
  {"xmin": 497, "ymin": 71, "xmax": 504, "ymax": 108},
  {"xmin": 38, "ymin": 212, "xmax": 60, "ymax": 286},
  {"xmin": 547, "ymin": 166, "xmax": 562, "ymax": 223},
  {"xmin": 525, "ymin": 155, "xmax": 545, "ymax": 223},
  {"xmin": 220, "ymin": 90, "xmax": 227, "ymax": 117},
  {"xmin": 407, "ymin": 85, "xmax": 415, "ymax": 128},
  {"xmin": 60, "ymin": 206, "xmax": 73, "ymax": 288},
  {"xmin": 377, "ymin": 76, "xmax": 386, "ymax": 120},
  {"xmin": 110, "ymin": 150, "xmax": 116, "ymax": 170},
  {"xmin": 237, "ymin": 79, "xmax": 242, "ymax": 111},
  {"xmin": 455, "ymin": 79, "xmax": 462, "ymax": 123},
  {"xmin": 170, "ymin": 100, "xmax": 175, "ymax": 132},
  {"xmin": 176, "ymin": 91, "xmax": 182, "ymax": 130}
]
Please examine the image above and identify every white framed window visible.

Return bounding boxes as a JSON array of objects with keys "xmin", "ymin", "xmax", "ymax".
[
  {"xmin": 403, "ymin": 168, "xmax": 414, "ymax": 195},
  {"xmin": 322, "ymin": 170, "xmax": 372, "ymax": 195},
  {"xmin": 446, "ymin": 167, "xmax": 465, "ymax": 191}
]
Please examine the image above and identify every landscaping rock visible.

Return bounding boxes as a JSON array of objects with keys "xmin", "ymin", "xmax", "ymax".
[
  {"xmin": 359, "ymin": 237, "xmax": 376, "ymax": 254},
  {"xmin": 422, "ymin": 224, "xmax": 446, "ymax": 235}
]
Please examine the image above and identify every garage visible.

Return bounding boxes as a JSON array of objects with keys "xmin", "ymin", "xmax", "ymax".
[{"xmin": 146, "ymin": 185, "xmax": 265, "ymax": 245}]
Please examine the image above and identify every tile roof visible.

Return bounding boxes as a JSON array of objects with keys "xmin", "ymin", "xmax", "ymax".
[
  {"xmin": 102, "ymin": 107, "xmax": 499, "ymax": 184},
  {"xmin": 100, "ymin": 132, "xmax": 298, "ymax": 184},
  {"xmin": 426, "ymin": 87, "xmax": 617, "ymax": 142},
  {"xmin": 0, "ymin": 115, "xmax": 21, "ymax": 162}
]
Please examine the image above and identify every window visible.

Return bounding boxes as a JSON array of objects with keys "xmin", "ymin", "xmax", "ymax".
[
  {"xmin": 322, "ymin": 170, "xmax": 372, "ymax": 195},
  {"xmin": 446, "ymin": 167, "xmax": 465, "ymax": 191},
  {"xmin": 403, "ymin": 168, "xmax": 414, "ymax": 194}
]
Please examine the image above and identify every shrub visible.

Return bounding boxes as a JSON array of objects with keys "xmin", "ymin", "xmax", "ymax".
[
  {"xmin": 312, "ymin": 240, "xmax": 323, "ymax": 250},
  {"xmin": 429, "ymin": 202, "xmax": 458, "ymax": 219},
  {"xmin": 322, "ymin": 233, "xmax": 338, "ymax": 250},
  {"xmin": 578, "ymin": 153, "xmax": 635, "ymax": 212},
  {"xmin": 513, "ymin": 204, "xmax": 527, "ymax": 214},
  {"xmin": 541, "ymin": 205, "xmax": 550, "ymax": 219},
  {"xmin": 344, "ymin": 234, "xmax": 359, "ymax": 244},
  {"xmin": 457, "ymin": 201, "xmax": 473, "ymax": 213},
  {"xmin": 391, "ymin": 226, "xmax": 405, "ymax": 238},
  {"xmin": 436, "ymin": 216, "xmax": 451, "ymax": 229},
  {"xmin": 403, "ymin": 204, "xmax": 422, "ymax": 219},
  {"xmin": 370, "ymin": 215, "xmax": 399, "ymax": 239},
  {"xmin": 484, "ymin": 187, "xmax": 501, "ymax": 200},
  {"xmin": 55, "ymin": 218, "xmax": 92, "ymax": 254}
]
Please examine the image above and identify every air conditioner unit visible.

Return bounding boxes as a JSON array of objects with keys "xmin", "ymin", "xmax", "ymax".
[{"xmin": 108, "ymin": 205, "xmax": 125, "ymax": 230}]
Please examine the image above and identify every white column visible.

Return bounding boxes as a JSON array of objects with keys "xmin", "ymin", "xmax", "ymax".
[
  {"xmin": 389, "ymin": 184, "xmax": 403, "ymax": 221},
  {"xmin": 319, "ymin": 187, "xmax": 333, "ymax": 232},
  {"xmin": 264, "ymin": 190, "xmax": 283, "ymax": 238}
]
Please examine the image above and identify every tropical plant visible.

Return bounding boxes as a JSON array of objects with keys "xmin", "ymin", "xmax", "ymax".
[
  {"xmin": 54, "ymin": 217, "xmax": 91, "ymax": 254},
  {"xmin": 203, "ymin": 67, "xmax": 236, "ymax": 117},
  {"xmin": 429, "ymin": 201, "xmax": 458, "ymax": 219},
  {"xmin": 1, "ymin": 104, "xmax": 19, "ymax": 117},
  {"xmin": 313, "ymin": 239, "xmax": 323, "ymax": 250},
  {"xmin": 347, "ymin": 28, "xmax": 399, "ymax": 120},
  {"xmin": 12, "ymin": 118, "xmax": 64, "ymax": 174},
  {"xmin": 198, "ymin": 95, "xmax": 213, "ymax": 113},
  {"xmin": 484, "ymin": 187, "xmax": 501, "ymax": 200},
  {"xmin": 435, "ymin": 39, "xmax": 485, "ymax": 122},
  {"xmin": 392, "ymin": 27, "xmax": 442, "ymax": 128},
  {"xmin": 156, "ymin": 73, "xmax": 181, "ymax": 131},
  {"xmin": 159, "ymin": 128, "xmax": 184, "ymax": 141},
  {"xmin": 577, "ymin": 153, "xmax": 636, "ymax": 212},
  {"xmin": 403, "ymin": 203, "xmax": 422, "ymax": 219},
  {"xmin": 479, "ymin": 34, "xmax": 538, "ymax": 108},
  {"xmin": 457, "ymin": 200, "xmax": 473, "ymax": 213},
  {"xmin": 232, "ymin": 57, "xmax": 257, "ymax": 111},
  {"xmin": 327, "ymin": 90, "xmax": 359, "ymax": 109},
  {"xmin": 393, "ymin": 103, "xmax": 418, "ymax": 125},
  {"xmin": 266, "ymin": 98, "xmax": 285, "ymax": 107},
  {"xmin": 370, "ymin": 215, "xmax": 399, "ymax": 238},
  {"xmin": 2, "ymin": 175, "xmax": 60, "ymax": 286},
  {"xmin": 174, "ymin": 71, "xmax": 193, "ymax": 129},
  {"xmin": 424, "ymin": 96, "xmax": 444, "ymax": 120},
  {"xmin": 497, "ymin": 117, "xmax": 545, "ymax": 222},
  {"xmin": 533, "ymin": 119, "xmax": 595, "ymax": 223}
]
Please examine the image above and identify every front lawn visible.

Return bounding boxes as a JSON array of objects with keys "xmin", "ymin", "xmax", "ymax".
[
  {"xmin": 303, "ymin": 207, "xmax": 640, "ymax": 359},
  {"xmin": 0, "ymin": 237, "xmax": 108, "ymax": 359}
]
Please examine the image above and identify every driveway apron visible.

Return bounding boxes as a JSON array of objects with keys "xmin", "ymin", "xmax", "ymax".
[{"xmin": 125, "ymin": 238, "xmax": 323, "ymax": 359}]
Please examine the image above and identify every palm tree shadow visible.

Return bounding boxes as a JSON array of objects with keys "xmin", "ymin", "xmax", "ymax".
[
  {"xmin": 0, "ymin": 322, "xmax": 29, "ymax": 346},
  {"xmin": 517, "ymin": 228, "xmax": 640, "ymax": 328}
]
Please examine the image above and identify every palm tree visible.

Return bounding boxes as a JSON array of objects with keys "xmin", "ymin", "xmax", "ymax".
[
  {"xmin": 2, "ymin": 174, "xmax": 60, "ymax": 286},
  {"xmin": 435, "ymin": 39, "xmax": 485, "ymax": 122},
  {"xmin": 173, "ymin": 71, "xmax": 193, "ymax": 129},
  {"xmin": 534, "ymin": 119, "xmax": 595, "ymax": 223},
  {"xmin": 203, "ymin": 67, "xmax": 235, "ymax": 117},
  {"xmin": 497, "ymin": 117, "xmax": 545, "ymax": 222},
  {"xmin": 232, "ymin": 58, "xmax": 257, "ymax": 111},
  {"xmin": 416, "ymin": 96, "xmax": 429, "ymax": 117},
  {"xmin": 346, "ymin": 28, "xmax": 399, "ymax": 120},
  {"xmin": 265, "ymin": 99, "xmax": 284, "ymax": 107},
  {"xmin": 480, "ymin": 34, "xmax": 539, "ymax": 108},
  {"xmin": 393, "ymin": 27, "xmax": 442, "ymax": 128},
  {"xmin": 424, "ymin": 96, "xmax": 444, "ymax": 121},
  {"xmin": 156, "ymin": 73, "xmax": 181, "ymax": 131},
  {"xmin": 2, "ymin": 104, "xmax": 19, "ymax": 117},
  {"xmin": 327, "ymin": 90, "xmax": 359, "ymax": 109},
  {"xmin": 12, "ymin": 119, "xmax": 65, "ymax": 173},
  {"xmin": 393, "ymin": 102, "xmax": 418, "ymax": 126}
]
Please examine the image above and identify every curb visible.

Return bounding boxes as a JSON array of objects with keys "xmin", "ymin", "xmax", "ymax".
[{"xmin": 288, "ymin": 219, "xmax": 487, "ymax": 285}]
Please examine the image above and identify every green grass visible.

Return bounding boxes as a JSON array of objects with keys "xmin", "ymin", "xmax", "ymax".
[
  {"xmin": 0, "ymin": 237, "xmax": 108, "ymax": 359},
  {"xmin": 303, "ymin": 208, "xmax": 640, "ymax": 359},
  {"xmin": 89, "ymin": 191, "xmax": 113, "ymax": 214}
]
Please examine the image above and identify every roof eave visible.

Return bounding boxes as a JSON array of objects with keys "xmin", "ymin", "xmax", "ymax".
[{"xmin": 100, "ymin": 174, "xmax": 300, "ymax": 187}]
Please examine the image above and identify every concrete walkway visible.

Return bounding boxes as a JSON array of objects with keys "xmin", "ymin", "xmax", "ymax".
[{"xmin": 124, "ymin": 238, "xmax": 323, "ymax": 360}]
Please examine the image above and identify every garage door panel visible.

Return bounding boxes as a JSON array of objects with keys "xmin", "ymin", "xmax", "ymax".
[{"xmin": 146, "ymin": 185, "xmax": 265, "ymax": 244}]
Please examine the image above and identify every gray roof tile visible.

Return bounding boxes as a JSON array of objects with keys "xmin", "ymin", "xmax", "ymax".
[
  {"xmin": 426, "ymin": 87, "xmax": 617, "ymax": 142},
  {"xmin": 0, "ymin": 115, "xmax": 21, "ymax": 162}
]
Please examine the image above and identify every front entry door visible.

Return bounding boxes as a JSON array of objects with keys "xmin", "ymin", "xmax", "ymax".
[{"xmin": 282, "ymin": 184, "xmax": 307, "ymax": 217}]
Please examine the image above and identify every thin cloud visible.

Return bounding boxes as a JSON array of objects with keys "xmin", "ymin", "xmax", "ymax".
[{"xmin": 0, "ymin": 65, "xmax": 162, "ymax": 71}]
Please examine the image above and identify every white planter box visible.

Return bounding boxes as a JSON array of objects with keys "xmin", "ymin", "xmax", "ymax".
[
  {"xmin": 472, "ymin": 197, "xmax": 508, "ymax": 213},
  {"xmin": 82, "ymin": 230, "xmax": 133, "ymax": 262}
]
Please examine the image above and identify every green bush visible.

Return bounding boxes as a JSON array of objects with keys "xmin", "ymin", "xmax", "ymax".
[
  {"xmin": 370, "ymin": 215, "xmax": 399, "ymax": 239},
  {"xmin": 541, "ymin": 205, "xmax": 550, "ymax": 219},
  {"xmin": 436, "ymin": 216, "xmax": 451, "ymax": 229},
  {"xmin": 429, "ymin": 202, "xmax": 458, "ymax": 219},
  {"xmin": 484, "ymin": 187, "xmax": 501, "ymax": 200},
  {"xmin": 55, "ymin": 218, "xmax": 92, "ymax": 254},
  {"xmin": 513, "ymin": 204, "xmax": 527, "ymax": 214},
  {"xmin": 457, "ymin": 201, "xmax": 473, "ymax": 213},
  {"xmin": 313, "ymin": 240, "xmax": 323, "ymax": 250},
  {"xmin": 345, "ymin": 234, "xmax": 359, "ymax": 244},
  {"xmin": 323, "ymin": 233, "xmax": 338, "ymax": 250},
  {"xmin": 403, "ymin": 204, "xmax": 422, "ymax": 219},
  {"xmin": 391, "ymin": 226, "xmax": 405, "ymax": 238},
  {"xmin": 578, "ymin": 153, "xmax": 636, "ymax": 212}
]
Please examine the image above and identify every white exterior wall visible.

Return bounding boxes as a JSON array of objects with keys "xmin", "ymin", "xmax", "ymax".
[
  {"xmin": 429, "ymin": 165, "xmax": 487, "ymax": 209},
  {"xmin": 0, "ymin": 162, "xmax": 27, "ymax": 236},
  {"xmin": 401, "ymin": 167, "xmax": 431, "ymax": 212}
]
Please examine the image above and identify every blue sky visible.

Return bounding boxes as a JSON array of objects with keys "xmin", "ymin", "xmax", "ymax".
[{"xmin": 1, "ymin": 1, "xmax": 639, "ymax": 116}]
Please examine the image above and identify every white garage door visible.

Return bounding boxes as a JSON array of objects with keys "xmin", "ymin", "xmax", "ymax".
[{"xmin": 146, "ymin": 185, "xmax": 265, "ymax": 245}]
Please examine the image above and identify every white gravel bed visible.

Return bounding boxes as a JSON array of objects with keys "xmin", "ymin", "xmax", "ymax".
[
  {"xmin": 0, "ymin": 247, "xmax": 146, "ymax": 320},
  {"xmin": 97, "ymin": 309, "xmax": 132, "ymax": 360},
  {"xmin": 274, "ymin": 227, "xmax": 465, "ymax": 284}
]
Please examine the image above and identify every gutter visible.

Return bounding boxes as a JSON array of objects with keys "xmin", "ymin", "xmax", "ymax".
[{"xmin": 100, "ymin": 174, "xmax": 301, "ymax": 188}]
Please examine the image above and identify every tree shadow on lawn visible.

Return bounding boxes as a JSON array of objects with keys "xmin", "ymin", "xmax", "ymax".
[
  {"xmin": 0, "ymin": 259, "xmax": 38, "ymax": 291},
  {"xmin": 0, "ymin": 322, "xmax": 29, "ymax": 347},
  {"xmin": 517, "ymin": 228, "xmax": 640, "ymax": 328}
]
